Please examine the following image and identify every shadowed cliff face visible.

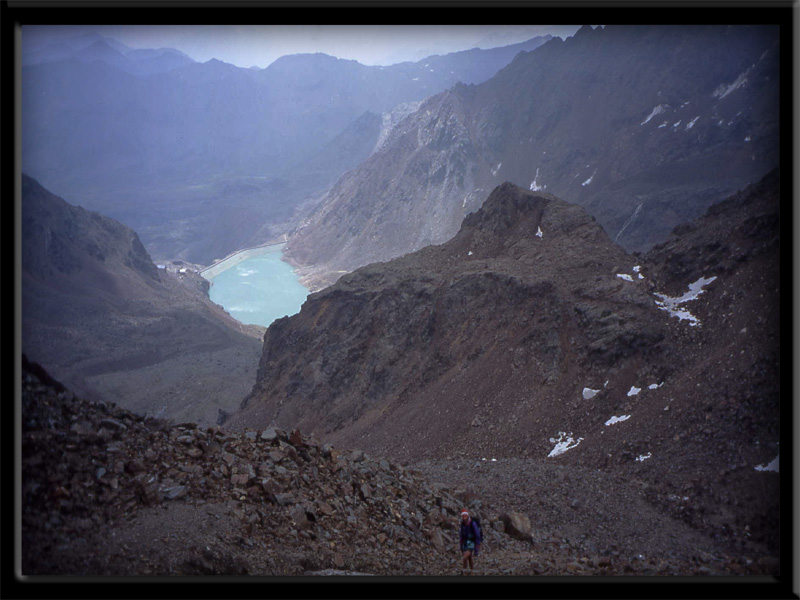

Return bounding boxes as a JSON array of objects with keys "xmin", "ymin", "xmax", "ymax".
[
  {"xmin": 227, "ymin": 183, "xmax": 669, "ymax": 455},
  {"xmin": 21, "ymin": 175, "xmax": 264, "ymax": 426},
  {"xmin": 285, "ymin": 24, "xmax": 780, "ymax": 290}
]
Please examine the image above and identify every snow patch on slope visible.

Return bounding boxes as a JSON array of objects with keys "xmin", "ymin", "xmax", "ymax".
[{"xmin": 653, "ymin": 276, "xmax": 717, "ymax": 327}]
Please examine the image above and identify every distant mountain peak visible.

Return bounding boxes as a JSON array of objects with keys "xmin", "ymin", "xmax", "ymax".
[
  {"xmin": 77, "ymin": 38, "xmax": 128, "ymax": 60},
  {"xmin": 267, "ymin": 52, "xmax": 342, "ymax": 68}
]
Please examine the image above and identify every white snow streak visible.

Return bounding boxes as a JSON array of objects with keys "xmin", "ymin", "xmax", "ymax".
[
  {"xmin": 641, "ymin": 104, "xmax": 668, "ymax": 125},
  {"xmin": 653, "ymin": 276, "xmax": 717, "ymax": 327},
  {"xmin": 548, "ymin": 432, "xmax": 583, "ymax": 457},
  {"xmin": 755, "ymin": 456, "xmax": 779, "ymax": 473},
  {"xmin": 530, "ymin": 168, "xmax": 546, "ymax": 191},
  {"xmin": 713, "ymin": 67, "xmax": 752, "ymax": 100},
  {"xmin": 614, "ymin": 203, "xmax": 643, "ymax": 243}
]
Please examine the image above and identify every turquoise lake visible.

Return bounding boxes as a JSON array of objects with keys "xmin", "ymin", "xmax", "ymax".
[{"xmin": 206, "ymin": 244, "xmax": 309, "ymax": 328}]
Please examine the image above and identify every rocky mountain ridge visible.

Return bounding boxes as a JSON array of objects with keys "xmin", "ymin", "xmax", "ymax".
[
  {"xmin": 230, "ymin": 182, "xmax": 669, "ymax": 446},
  {"xmin": 285, "ymin": 24, "xmax": 780, "ymax": 291},
  {"xmin": 227, "ymin": 171, "xmax": 781, "ymax": 568}
]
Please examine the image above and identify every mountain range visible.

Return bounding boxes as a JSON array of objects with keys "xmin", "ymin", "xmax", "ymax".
[
  {"xmin": 22, "ymin": 31, "xmax": 196, "ymax": 75},
  {"xmin": 21, "ymin": 32, "xmax": 552, "ymax": 265},
  {"xmin": 283, "ymin": 24, "xmax": 780, "ymax": 290}
]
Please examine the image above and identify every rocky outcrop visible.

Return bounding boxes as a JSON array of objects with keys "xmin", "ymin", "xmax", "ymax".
[
  {"xmin": 229, "ymin": 170, "xmax": 781, "ymax": 566},
  {"xmin": 227, "ymin": 183, "xmax": 669, "ymax": 460}
]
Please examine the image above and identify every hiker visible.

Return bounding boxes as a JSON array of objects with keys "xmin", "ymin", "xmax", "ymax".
[{"xmin": 459, "ymin": 509, "xmax": 482, "ymax": 574}]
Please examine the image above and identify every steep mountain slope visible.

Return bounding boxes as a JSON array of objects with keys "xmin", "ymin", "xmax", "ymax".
[
  {"xmin": 21, "ymin": 34, "xmax": 551, "ymax": 264},
  {"xmin": 227, "ymin": 171, "xmax": 780, "ymax": 561},
  {"xmin": 285, "ymin": 24, "xmax": 780, "ymax": 290},
  {"xmin": 21, "ymin": 175, "xmax": 263, "ymax": 426},
  {"xmin": 557, "ymin": 168, "xmax": 781, "ymax": 556}
]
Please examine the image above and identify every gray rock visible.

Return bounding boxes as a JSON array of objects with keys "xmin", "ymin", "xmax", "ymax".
[
  {"xmin": 100, "ymin": 418, "xmax": 127, "ymax": 432},
  {"xmin": 161, "ymin": 485, "xmax": 187, "ymax": 500},
  {"xmin": 499, "ymin": 511, "xmax": 532, "ymax": 542}
]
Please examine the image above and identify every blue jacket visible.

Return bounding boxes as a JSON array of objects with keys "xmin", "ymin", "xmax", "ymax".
[{"xmin": 459, "ymin": 519, "xmax": 482, "ymax": 550}]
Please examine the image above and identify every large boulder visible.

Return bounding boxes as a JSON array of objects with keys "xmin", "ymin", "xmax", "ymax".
[{"xmin": 499, "ymin": 512, "xmax": 532, "ymax": 542}]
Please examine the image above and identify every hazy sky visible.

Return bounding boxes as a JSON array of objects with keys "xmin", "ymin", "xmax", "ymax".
[{"xmin": 24, "ymin": 24, "xmax": 582, "ymax": 68}]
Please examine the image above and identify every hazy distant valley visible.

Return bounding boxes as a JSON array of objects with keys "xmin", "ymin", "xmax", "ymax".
[
  {"xmin": 22, "ymin": 31, "xmax": 552, "ymax": 265},
  {"xmin": 21, "ymin": 29, "xmax": 555, "ymax": 426},
  {"xmin": 19, "ymin": 23, "xmax": 784, "ymax": 581}
]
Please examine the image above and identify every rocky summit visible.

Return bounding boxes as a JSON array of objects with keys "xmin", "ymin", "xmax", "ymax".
[{"xmin": 229, "ymin": 182, "xmax": 670, "ymax": 458}]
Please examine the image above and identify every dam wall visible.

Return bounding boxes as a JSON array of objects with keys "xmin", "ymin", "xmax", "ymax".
[{"xmin": 200, "ymin": 241, "xmax": 286, "ymax": 280}]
